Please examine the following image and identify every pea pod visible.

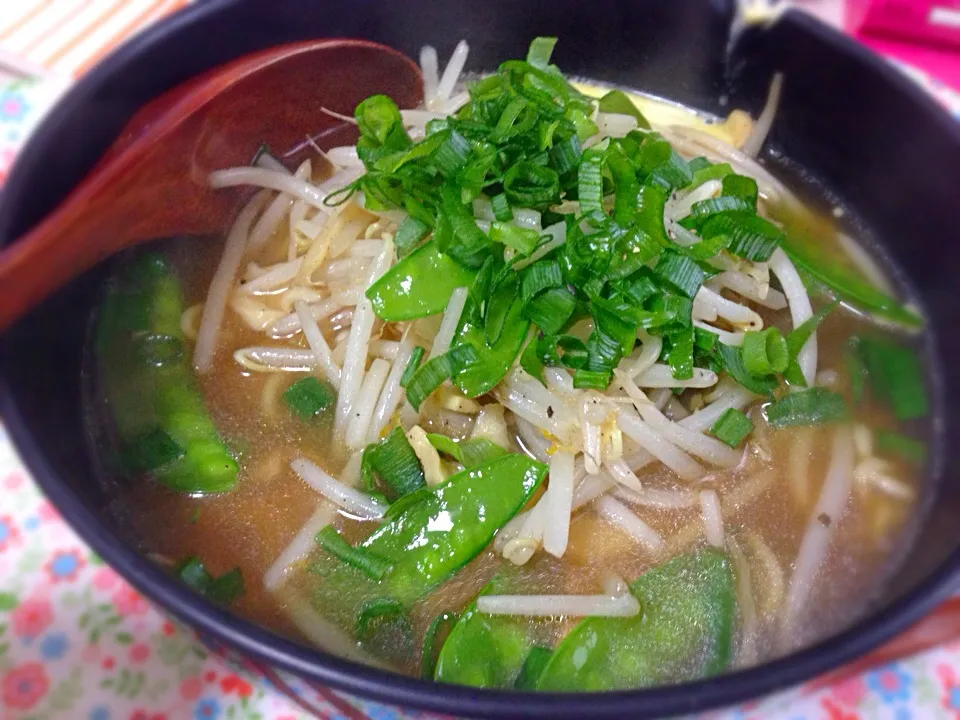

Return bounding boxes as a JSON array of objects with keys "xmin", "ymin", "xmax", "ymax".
[
  {"xmin": 365, "ymin": 238, "xmax": 477, "ymax": 321},
  {"xmin": 536, "ymin": 549, "xmax": 735, "ymax": 691},
  {"xmin": 453, "ymin": 296, "xmax": 530, "ymax": 398},
  {"xmin": 433, "ymin": 578, "xmax": 534, "ymax": 688},
  {"xmin": 311, "ymin": 453, "xmax": 547, "ymax": 654},
  {"xmin": 96, "ymin": 253, "xmax": 237, "ymax": 493}
]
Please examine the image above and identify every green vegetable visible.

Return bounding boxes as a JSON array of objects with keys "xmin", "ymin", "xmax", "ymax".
[
  {"xmin": 406, "ymin": 345, "xmax": 478, "ymax": 410},
  {"xmin": 283, "ymin": 377, "xmax": 336, "ymax": 419},
  {"xmin": 434, "ymin": 579, "xmax": 534, "ymax": 688},
  {"xmin": 96, "ymin": 253, "xmax": 237, "ymax": 493},
  {"xmin": 742, "ymin": 327, "xmax": 789, "ymax": 376},
  {"xmin": 426, "ymin": 434, "xmax": 507, "ymax": 467},
  {"xmin": 783, "ymin": 302, "xmax": 836, "ymax": 386},
  {"xmin": 514, "ymin": 647, "xmax": 553, "ymax": 690},
  {"xmin": 699, "ymin": 212, "xmax": 782, "ymax": 262},
  {"xmin": 361, "ymin": 426, "xmax": 425, "ymax": 499},
  {"xmin": 597, "ymin": 89, "xmax": 650, "ymax": 129},
  {"xmin": 856, "ymin": 337, "xmax": 929, "ymax": 420},
  {"xmin": 711, "ymin": 408, "xmax": 754, "ymax": 447},
  {"xmin": 422, "ymin": 612, "xmax": 459, "ymax": 679},
  {"xmin": 763, "ymin": 387, "xmax": 848, "ymax": 428},
  {"xmin": 176, "ymin": 557, "xmax": 244, "ymax": 605},
  {"xmin": 316, "ymin": 526, "xmax": 392, "ymax": 581},
  {"xmin": 875, "ymin": 430, "xmax": 926, "ymax": 466},
  {"xmin": 536, "ymin": 549, "xmax": 735, "ymax": 691},
  {"xmin": 399, "ymin": 346, "xmax": 425, "ymax": 388},
  {"xmin": 715, "ymin": 343, "xmax": 778, "ymax": 396},
  {"xmin": 366, "ymin": 240, "xmax": 477, "ymax": 321},
  {"xmin": 781, "ymin": 234, "xmax": 923, "ymax": 329},
  {"xmin": 314, "ymin": 454, "xmax": 546, "ymax": 609},
  {"xmin": 394, "ymin": 216, "xmax": 431, "ymax": 259},
  {"xmin": 654, "ymin": 251, "xmax": 706, "ymax": 299},
  {"xmin": 454, "ymin": 297, "xmax": 530, "ymax": 398}
]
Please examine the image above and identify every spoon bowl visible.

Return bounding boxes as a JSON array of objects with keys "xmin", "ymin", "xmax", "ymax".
[{"xmin": 0, "ymin": 38, "xmax": 422, "ymax": 330}]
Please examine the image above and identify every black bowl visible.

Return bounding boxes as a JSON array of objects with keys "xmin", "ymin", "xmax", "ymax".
[{"xmin": 2, "ymin": 1, "xmax": 959, "ymax": 717}]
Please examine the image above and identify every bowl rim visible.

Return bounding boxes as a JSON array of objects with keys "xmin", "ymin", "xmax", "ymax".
[{"xmin": 2, "ymin": 1, "xmax": 960, "ymax": 717}]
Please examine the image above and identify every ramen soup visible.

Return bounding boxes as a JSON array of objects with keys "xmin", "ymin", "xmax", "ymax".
[{"xmin": 86, "ymin": 38, "xmax": 933, "ymax": 690}]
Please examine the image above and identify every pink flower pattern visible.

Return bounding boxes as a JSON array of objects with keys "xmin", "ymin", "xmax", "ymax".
[
  {"xmin": 11, "ymin": 596, "xmax": 53, "ymax": 639},
  {"xmin": 2, "ymin": 663, "xmax": 49, "ymax": 710}
]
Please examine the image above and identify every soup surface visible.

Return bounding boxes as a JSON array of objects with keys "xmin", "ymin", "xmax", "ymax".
[{"xmin": 85, "ymin": 38, "xmax": 932, "ymax": 691}]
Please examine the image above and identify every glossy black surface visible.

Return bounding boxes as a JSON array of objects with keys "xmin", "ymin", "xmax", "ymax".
[{"xmin": 1, "ymin": 1, "xmax": 959, "ymax": 717}]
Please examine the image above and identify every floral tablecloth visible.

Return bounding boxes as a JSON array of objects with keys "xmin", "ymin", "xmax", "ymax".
[{"xmin": 4, "ymin": 18, "xmax": 960, "ymax": 720}]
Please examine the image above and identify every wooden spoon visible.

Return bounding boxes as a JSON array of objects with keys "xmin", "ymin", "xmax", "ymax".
[{"xmin": 0, "ymin": 39, "xmax": 423, "ymax": 330}]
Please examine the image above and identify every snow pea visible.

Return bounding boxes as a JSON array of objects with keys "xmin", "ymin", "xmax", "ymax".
[
  {"xmin": 96, "ymin": 253, "xmax": 237, "ymax": 493},
  {"xmin": 433, "ymin": 577, "xmax": 534, "ymax": 688},
  {"xmin": 536, "ymin": 549, "xmax": 735, "ymax": 691},
  {"xmin": 365, "ymin": 238, "xmax": 477, "ymax": 321},
  {"xmin": 363, "ymin": 453, "xmax": 546, "ymax": 604},
  {"xmin": 453, "ymin": 295, "xmax": 530, "ymax": 398},
  {"xmin": 312, "ymin": 453, "xmax": 547, "ymax": 633}
]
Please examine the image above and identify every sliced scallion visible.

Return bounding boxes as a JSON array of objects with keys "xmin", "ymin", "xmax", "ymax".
[
  {"xmin": 710, "ymin": 408, "xmax": 754, "ymax": 447},
  {"xmin": 283, "ymin": 377, "xmax": 336, "ymax": 419},
  {"xmin": 741, "ymin": 327, "xmax": 789, "ymax": 377},
  {"xmin": 316, "ymin": 526, "xmax": 392, "ymax": 581},
  {"xmin": 399, "ymin": 346, "xmax": 425, "ymax": 388},
  {"xmin": 764, "ymin": 387, "xmax": 848, "ymax": 428},
  {"xmin": 361, "ymin": 426, "xmax": 425, "ymax": 499}
]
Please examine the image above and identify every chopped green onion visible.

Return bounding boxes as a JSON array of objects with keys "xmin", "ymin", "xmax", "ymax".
[
  {"xmin": 422, "ymin": 611, "xmax": 459, "ymax": 678},
  {"xmin": 361, "ymin": 426, "xmax": 425, "ymax": 499},
  {"xmin": 503, "ymin": 162, "xmax": 560, "ymax": 208},
  {"xmin": 716, "ymin": 343, "xmax": 779, "ymax": 396},
  {"xmin": 875, "ymin": 430, "xmax": 926, "ymax": 466},
  {"xmin": 316, "ymin": 526, "xmax": 392, "ymax": 581},
  {"xmin": 434, "ymin": 130, "xmax": 473, "ymax": 177},
  {"xmin": 666, "ymin": 328, "xmax": 695, "ymax": 380},
  {"xmin": 205, "ymin": 568, "xmax": 245, "ymax": 605},
  {"xmin": 577, "ymin": 146, "xmax": 606, "ymax": 215},
  {"xmin": 176, "ymin": 558, "xmax": 244, "ymax": 605},
  {"xmin": 520, "ymin": 260, "xmax": 564, "ymax": 304},
  {"xmin": 710, "ymin": 408, "xmax": 755, "ymax": 447},
  {"xmin": 654, "ymin": 251, "xmax": 706, "ymax": 299},
  {"xmin": 485, "ymin": 275, "xmax": 520, "ymax": 346},
  {"xmin": 597, "ymin": 90, "xmax": 650, "ymax": 129},
  {"xmin": 538, "ymin": 334, "xmax": 589, "ymax": 369},
  {"xmin": 490, "ymin": 222, "xmax": 540, "ymax": 256},
  {"xmin": 406, "ymin": 345, "xmax": 479, "ymax": 410},
  {"xmin": 783, "ymin": 302, "xmax": 836, "ymax": 386},
  {"xmin": 526, "ymin": 36, "xmax": 558, "ymax": 69},
  {"xmin": 490, "ymin": 193, "xmax": 512, "ymax": 222},
  {"xmin": 690, "ymin": 160, "xmax": 733, "ymax": 186},
  {"xmin": 846, "ymin": 340, "xmax": 867, "ymax": 405},
  {"xmin": 395, "ymin": 216, "xmax": 431, "ymax": 259},
  {"xmin": 283, "ymin": 377, "xmax": 336, "ymax": 419},
  {"xmin": 524, "ymin": 288, "xmax": 577, "ymax": 335},
  {"xmin": 764, "ymin": 387, "xmax": 848, "ymax": 428},
  {"xmin": 699, "ymin": 212, "xmax": 783, "ymax": 262},
  {"xmin": 550, "ymin": 135, "xmax": 582, "ymax": 175},
  {"xmin": 741, "ymin": 327, "xmax": 789, "ymax": 376},
  {"xmin": 857, "ymin": 337, "xmax": 929, "ymax": 420},
  {"xmin": 515, "ymin": 646, "xmax": 554, "ymax": 690},
  {"xmin": 177, "ymin": 557, "xmax": 210, "ymax": 594},
  {"xmin": 355, "ymin": 597, "xmax": 412, "ymax": 644},
  {"xmin": 721, "ymin": 174, "xmax": 758, "ymax": 207},
  {"xmin": 573, "ymin": 368, "xmax": 611, "ymax": 390},
  {"xmin": 426, "ymin": 434, "xmax": 507, "ymax": 468},
  {"xmin": 400, "ymin": 346, "xmax": 425, "ymax": 388},
  {"xmin": 520, "ymin": 333, "xmax": 546, "ymax": 382},
  {"xmin": 684, "ymin": 196, "xmax": 753, "ymax": 224}
]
